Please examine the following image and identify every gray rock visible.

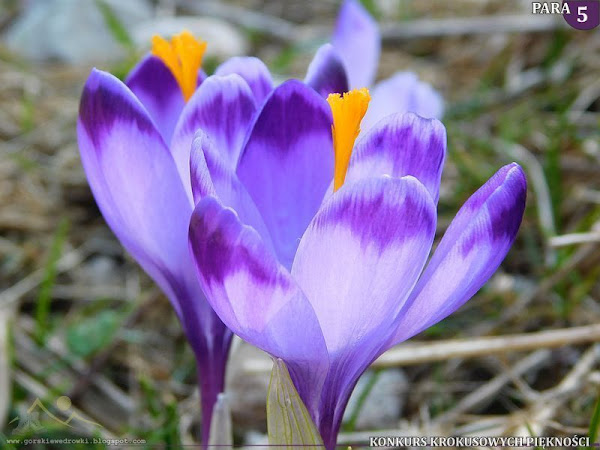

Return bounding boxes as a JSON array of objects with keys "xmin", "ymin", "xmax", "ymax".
[
  {"xmin": 4, "ymin": 0, "xmax": 152, "ymax": 63},
  {"xmin": 77, "ymin": 255, "xmax": 120, "ymax": 285},
  {"xmin": 225, "ymin": 340, "xmax": 271, "ymax": 429},
  {"xmin": 343, "ymin": 369, "xmax": 408, "ymax": 430},
  {"xmin": 242, "ymin": 431, "xmax": 269, "ymax": 448}
]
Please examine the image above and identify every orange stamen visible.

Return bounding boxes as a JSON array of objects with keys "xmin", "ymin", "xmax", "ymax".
[
  {"xmin": 327, "ymin": 88, "xmax": 371, "ymax": 191},
  {"xmin": 151, "ymin": 30, "xmax": 207, "ymax": 101}
]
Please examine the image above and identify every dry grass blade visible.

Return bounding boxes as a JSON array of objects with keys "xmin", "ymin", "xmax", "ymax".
[
  {"xmin": 375, "ymin": 324, "xmax": 600, "ymax": 368},
  {"xmin": 0, "ymin": 245, "xmax": 89, "ymax": 308},
  {"xmin": 549, "ymin": 231, "xmax": 600, "ymax": 247},
  {"xmin": 513, "ymin": 345, "xmax": 600, "ymax": 437},
  {"xmin": 381, "ymin": 14, "xmax": 568, "ymax": 40},
  {"xmin": 433, "ymin": 350, "xmax": 551, "ymax": 426}
]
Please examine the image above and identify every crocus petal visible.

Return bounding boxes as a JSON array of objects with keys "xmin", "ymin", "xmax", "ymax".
[
  {"xmin": 171, "ymin": 74, "xmax": 257, "ymax": 199},
  {"xmin": 346, "ymin": 112, "xmax": 446, "ymax": 202},
  {"xmin": 78, "ymin": 69, "xmax": 228, "ymax": 365},
  {"xmin": 237, "ymin": 80, "xmax": 334, "ymax": 269},
  {"xmin": 362, "ymin": 72, "xmax": 444, "ymax": 131},
  {"xmin": 292, "ymin": 176, "xmax": 436, "ymax": 354},
  {"xmin": 304, "ymin": 43, "xmax": 349, "ymax": 98},
  {"xmin": 126, "ymin": 54, "xmax": 185, "ymax": 145},
  {"xmin": 189, "ymin": 196, "xmax": 329, "ymax": 413},
  {"xmin": 331, "ymin": 0, "xmax": 380, "ymax": 89},
  {"xmin": 190, "ymin": 130, "xmax": 274, "ymax": 252},
  {"xmin": 215, "ymin": 56, "xmax": 273, "ymax": 105},
  {"xmin": 80, "ymin": 68, "xmax": 232, "ymax": 446},
  {"xmin": 291, "ymin": 176, "xmax": 435, "ymax": 445},
  {"xmin": 78, "ymin": 69, "xmax": 193, "ymax": 313},
  {"xmin": 198, "ymin": 69, "xmax": 207, "ymax": 86},
  {"xmin": 389, "ymin": 163, "xmax": 527, "ymax": 345}
]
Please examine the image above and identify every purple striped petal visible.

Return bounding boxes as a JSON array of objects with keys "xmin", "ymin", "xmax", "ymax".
[
  {"xmin": 304, "ymin": 43, "xmax": 349, "ymax": 98},
  {"xmin": 291, "ymin": 176, "xmax": 436, "ymax": 446},
  {"xmin": 236, "ymin": 80, "xmax": 334, "ymax": 269},
  {"xmin": 292, "ymin": 176, "xmax": 436, "ymax": 355},
  {"xmin": 188, "ymin": 196, "xmax": 329, "ymax": 413},
  {"xmin": 126, "ymin": 55, "xmax": 185, "ymax": 145},
  {"xmin": 332, "ymin": 0, "xmax": 380, "ymax": 89},
  {"xmin": 215, "ymin": 56, "xmax": 273, "ymax": 105},
  {"xmin": 389, "ymin": 163, "xmax": 527, "ymax": 345},
  {"xmin": 362, "ymin": 72, "xmax": 444, "ymax": 131},
  {"xmin": 346, "ymin": 112, "xmax": 446, "ymax": 202},
  {"xmin": 78, "ymin": 69, "xmax": 192, "ymax": 312},
  {"xmin": 171, "ymin": 74, "xmax": 257, "ymax": 199},
  {"xmin": 79, "ymin": 69, "xmax": 232, "ymax": 444},
  {"xmin": 190, "ymin": 130, "xmax": 274, "ymax": 252}
]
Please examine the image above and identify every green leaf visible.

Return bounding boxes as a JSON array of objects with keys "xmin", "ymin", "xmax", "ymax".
[
  {"xmin": 585, "ymin": 393, "xmax": 600, "ymax": 450},
  {"xmin": 93, "ymin": 0, "xmax": 134, "ymax": 50},
  {"xmin": 267, "ymin": 358, "xmax": 324, "ymax": 449},
  {"xmin": 66, "ymin": 310, "xmax": 121, "ymax": 358},
  {"xmin": 36, "ymin": 218, "xmax": 69, "ymax": 345}
]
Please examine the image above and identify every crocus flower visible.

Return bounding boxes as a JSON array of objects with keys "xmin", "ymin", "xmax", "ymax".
[
  {"xmin": 78, "ymin": 28, "xmax": 352, "ymax": 444},
  {"xmin": 77, "ymin": 77, "xmax": 231, "ymax": 447},
  {"xmin": 188, "ymin": 80, "xmax": 526, "ymax": 448},
  {"xmin": 332, "ymin": 0, "xmax": 444, "ymax": 130}
]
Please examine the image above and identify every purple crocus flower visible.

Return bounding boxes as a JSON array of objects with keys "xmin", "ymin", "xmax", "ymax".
[
  {"xmin": 76, "ymin": 28, "xmax": 344, "ymax": 445},
  {"xmin": 77, "ymin": 69, "xmax": 233, "ymax": 446},
  {"xmin": 77, "ymin": 27, "xmax": 351, "ymax": 444},
  {"xmin": 187, "ymin": 81, "xmax": 526, "ymax": 448},
  {"xmin": 332, "ymin": 0, "xmax": 445, "ymax": 130}
]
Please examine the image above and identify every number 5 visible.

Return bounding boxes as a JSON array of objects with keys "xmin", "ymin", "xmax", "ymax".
[{"xmin": 577, "ymin": 5, "xmax": 588, "ymax": 23}]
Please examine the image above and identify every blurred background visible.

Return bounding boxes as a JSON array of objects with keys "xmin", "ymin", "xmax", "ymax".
[{"xmin": 1, "ymin": 0, "xmax": 599, "ymax": 448}]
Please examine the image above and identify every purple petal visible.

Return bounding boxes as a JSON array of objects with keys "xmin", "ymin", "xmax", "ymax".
[
  {"xmin": 189, "ymin": 132, "xmax": 217, "ymax": 201},
  {"xmin": 198, "ymin": 69, "xmax": 207, "ymax": 86},
  {"xmin": 332, "ymin": 0, "xmax": 380, "ymax": 89},
  {"xmin": 236, "ymin": 80, "xmax": 334, "ymax": 269},
  {"xmin": 292, "ymin": 176, "xmax": 436, "ymax": 355},
  {"xmin": 79, "ymin": 69, "xmax": 232, "ymax": 443},
  {"xmin": 78, "ymin": 69, "xmax": 191, "ymax": 311},
  {"xmin": 215, "ymin": 56, "xmax": 273, "ymax": 105},
  {"xmin": 346, "ymin": 112, "xmax": 446, "ymax": 202},
  {"xmin": 190, "ymin": 130, "xmax": 274, "ymax": 252},
  {"xmin": 126, "ymin": 54, "xmax": 185, "ymax": 145},
  {"xmin": 304, "ymin": 43, "xmax": 349, "ymax": 98},
  {"xmin": 362, "ymin": 72, "xmax": 444, "ymax": 131},
  {"xmin": 291, "ymin": 176, "xmax": 436, "ymax": 446},
  {"xmin": 171, "ymin": 74, "xmax": 257, "ymax": 199},
  {"xmin": 389, "ymin": 163, "xmax": 527, "ymax": 345},
  {"xmin": 188, "ymin": 196, "xmax": 329, "ymax": 413}
]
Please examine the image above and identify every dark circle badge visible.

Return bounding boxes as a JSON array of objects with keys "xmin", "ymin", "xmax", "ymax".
[{"xmin": 563, "ymin": 1, "xmax": 600, "ymax": 30}]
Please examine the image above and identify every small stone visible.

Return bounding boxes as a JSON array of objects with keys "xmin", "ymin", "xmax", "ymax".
[
  {"xmin": 225, "ymin": 340, "xmax": 271, "ymax": 429},
  {"xmin": 343, "ymin": 369, "xmax": 408, "ymax": 430},
  {"xmin": 243, "ymin": 430, "xmax": 269, "ymax": 448},
  {"xmin": 78, "ymin": 255, "xmax": 120, "ymax": 285},
  {"xmin": 4, "ymin": 0, "xmax": 153, "ymax": 64}
]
